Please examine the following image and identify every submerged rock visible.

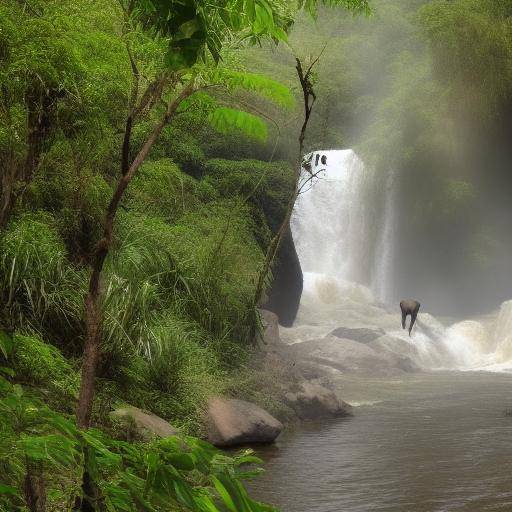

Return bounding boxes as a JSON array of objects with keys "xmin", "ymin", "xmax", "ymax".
[
  {"xmin": 330, "ymin": 326, "xmax": 385, "ymax": 344},
  {"xmin": 111, "ymin": 406, "xmax": 178, "ymax": 439},
  {"xmin": 206, "ymin": 397, "xmax": 282, "ymax": 447},
  {"xmin": 285, "ymin": 382, "xmax": 353, "ymax": 419}
]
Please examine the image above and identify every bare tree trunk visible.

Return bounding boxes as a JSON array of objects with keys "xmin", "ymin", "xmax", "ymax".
[
  {"xmin": 253, "ymin": 56, "xmax": 318, "ymax": 310},
  {"xmin": 0, "ymin": 87, "xmax": 60, "ymax": 229},
  {"xmin": 76, "ymin": 83, "xmax": 194, "ymax": 429},
  {"xmin": 0, "ymin": 155, "xmax": 16, "ymax": 229},
  {"xmin": 23, "ymin": 460, "xmax": 46, "ymax": 512}
]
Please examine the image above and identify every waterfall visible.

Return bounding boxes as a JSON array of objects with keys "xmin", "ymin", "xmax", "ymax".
[
  {"xmin": 291, "ymin": 149, "xmax": 388, "ymax": 310},
  {"xmin": 288, "ymin": 149, "xmax": 512, "ymax": 373},
  {"xmin": 291, "ymin": 150, "xmax": 368, "ymax": 282}
]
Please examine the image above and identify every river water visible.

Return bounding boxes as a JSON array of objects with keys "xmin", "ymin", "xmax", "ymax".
[{"xmin": 250, "ymin": 371, "xmax": 512, "ymax": 512}]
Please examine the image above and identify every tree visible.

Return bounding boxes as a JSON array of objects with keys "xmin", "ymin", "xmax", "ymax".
[
  {"xmin": 76, "ymin": 0, "xmax": 372, "ymax": 439},
  {"xmin": 75, "ymin": 1, "xmax": 297, "ymax": 431},
  {"xmin": 0, "ymin": 0, "xmax": 128, "ymax": 230}
]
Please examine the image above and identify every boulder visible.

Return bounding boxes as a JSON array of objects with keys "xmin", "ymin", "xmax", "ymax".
[
  {"xmin": 206, "ymin": 398, "xmax": 282, "ymax": 447},
  {"xmin": 258, "ymin": 309, "xmax": 281, "ymax": 346},
  {"xmin": 111, "ymin": 406, "xmax": 178, "ymax": 439},
  {"xmin": 330, "ymin": 326, "xmax": 385, "ymax": 344},
  {"xmin": 285, "ymin": 382, "xmax": 353, "ymax": 420}
]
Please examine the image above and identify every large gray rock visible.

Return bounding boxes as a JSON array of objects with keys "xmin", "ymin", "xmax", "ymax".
[
  {"xmin": 285, "ymin": 382, "xmax": 353, "ymax": 419},
  {"xmin": 206, "ymin": 398, "xmax": 282, "ymax": 447},
  {"xmin": 111, "ymin": 406, "xmax": 178, "ymax": 439},
  {"xmin": 290, "ymin": 336, "xmax": 417, "ymax": 376},
  {"xmin": 330, "ymin": 326, "xmax": 385, "ymax": 344}
]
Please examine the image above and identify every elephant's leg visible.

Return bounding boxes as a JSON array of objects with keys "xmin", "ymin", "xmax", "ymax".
[
  {"xmin": 401, "ymin": 309, "xmax": 407, "ymax": 330},
  {"xmin": 409, "ymin": 309, "xmax": 419, "ymax": 336}
]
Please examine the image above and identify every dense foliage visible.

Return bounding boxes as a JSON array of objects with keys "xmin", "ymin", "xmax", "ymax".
[{"xmin": 0, "ymin": 0, "xmax": 372, "ymax": 509}]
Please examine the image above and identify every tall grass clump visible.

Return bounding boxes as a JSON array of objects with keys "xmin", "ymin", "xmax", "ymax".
[
  {"xmin": 99, "ymin": 212, "xmax": 182, "ymax": 373},
  {"xmin": 0, "ymin": 212, "xmax": 86, "ymax": 343},
  {"xmin": 169, "ymin": 201, "xmax": 264, "ymax": 353}
]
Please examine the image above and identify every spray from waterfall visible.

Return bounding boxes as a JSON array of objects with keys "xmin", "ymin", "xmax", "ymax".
[{"xmin": 372, "ymin": 169, "xmax": 397, "ymax": 304}]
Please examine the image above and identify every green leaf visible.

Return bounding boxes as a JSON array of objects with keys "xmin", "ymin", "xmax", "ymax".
[
  {"xmin": 173, "ymin": 480, "xmax": 196, "ymax": 509},
  {"xmin": 166, "ymin": 452, "xmax": 195, "ymax": 471},
  {"xmin": 208, "ymin": 108, "xmax": 268, "ymax": 141},
  {"xmin": 212, "ymin": 476, "xmax": 237, "ymax": 512},
  {"xmin": 20, "ymin": 434, "xmax": 78, "ymax": 467},
  {"xmin": 216, "ymin": 70, "xmax": 294, "ymax": 108}
]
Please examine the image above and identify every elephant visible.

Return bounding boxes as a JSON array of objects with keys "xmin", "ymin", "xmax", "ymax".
[{"xmin": 400, "ymin": 299, "xmax": 420, "ymax": 336}]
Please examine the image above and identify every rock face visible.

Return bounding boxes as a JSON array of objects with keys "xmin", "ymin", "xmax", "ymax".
[
  {"xmin": 285, "ymin": 382, "xmax": 353, "ymax": 420},
  {"xmin": 330, "ymin": 326, "xmax": 385, "ymax": 344},
  {"xmin": 206, "ymin": 398, "xmax": 283, "ymax": 447},
  {"xmin": 290, "ymin": 335, "xmax": 419, "ymax": 376},
  {"xmin": 263, "ymin": 225, "xmax": 303, "ymax": 327},
  {"xmin": 111, "ymin": 406, "xmax": 178, "ymax": 439}
]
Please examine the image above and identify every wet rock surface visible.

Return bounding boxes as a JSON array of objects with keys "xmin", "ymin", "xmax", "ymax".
[
  {"xmin": 329, "ymin": 326, "xmax": 385, "ymax": 344},
  {"xmin": 285, "ymin": 381, "xmax": 353, "ymax": 419},
  {"xmin": 206, "ymin": 398, "xmax": 283, "ymax": 447}
]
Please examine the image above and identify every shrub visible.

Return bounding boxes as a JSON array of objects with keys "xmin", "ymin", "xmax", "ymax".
[
  {"xmin": 203, "ymin": 158, "xmax": 294, "ymax": 233},
  {"xmin": 127, "ymin": 158, "xmax": 216, "ymax": 221},
  {"xmin": 11, "ymin": 332, "xmax": 80, "ymax": 410},
  {"xmin": 0, "ymin": 378, "xmax": 276, "ymax": 512}
]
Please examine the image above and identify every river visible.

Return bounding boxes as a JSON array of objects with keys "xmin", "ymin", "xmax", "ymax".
[{"xmin": 250, "ymin": 371, "xmax": 512, "ymax": 512}]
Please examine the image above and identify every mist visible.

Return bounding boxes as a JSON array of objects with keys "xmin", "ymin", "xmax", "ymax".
[{"xmin": 255, "ymin": 0, "xmax": 512, "ymax": 317}]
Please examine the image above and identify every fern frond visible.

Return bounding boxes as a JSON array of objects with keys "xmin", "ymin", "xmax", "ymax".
[
  {"xmin": 208, "ymin": 107, "xmax": 268, "ymax": 141},
  {"xmin": 213, "ymin": 69, "xmax": 294, "ymax": 108}
]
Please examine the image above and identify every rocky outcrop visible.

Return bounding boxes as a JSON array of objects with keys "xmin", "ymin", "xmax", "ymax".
[
  {"xmin": 285, "ymin": 382, "xmax": 353, "ymax": 420},
  {"xmin": 330, "ymin": 326, "xmax": 385, "ymax": 344},
  {"xmin": 206, "ymin": 397, "xmax": 283, "ymax": 447},
  {"xmin": 263, "ymin": 225, "xmax": 303, "ymax": 327},
  {"xmin": 111, "ymin": 406, "xmax": 178, "ymax": 439},
  {"xmin": 289, "ymin": 335, "xmax": 419, "ymax": 377}
]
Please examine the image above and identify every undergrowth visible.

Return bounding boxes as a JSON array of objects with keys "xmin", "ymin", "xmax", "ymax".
[{"xmin": 0, "ymin": 154, "xmax": 288, "ymax": 432}]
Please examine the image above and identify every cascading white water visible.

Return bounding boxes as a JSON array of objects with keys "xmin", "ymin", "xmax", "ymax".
[
  {"xmin": 372, "ymin": 169, "xmax": 397, "ymax": 304},
  {"xmin": 291, "ymin": 150, "xmax": 368, "ymax": 282},
  {"xmin": 289, "ymin": 148, "xmax": 512, "ymax": 373}
]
